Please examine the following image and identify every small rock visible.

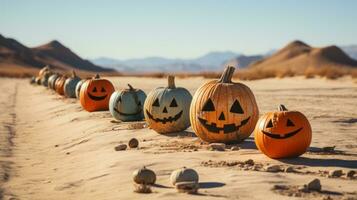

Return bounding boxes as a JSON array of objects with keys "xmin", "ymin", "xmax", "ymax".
[
  {"xmin": 209, "ymin": 143, "xmax": 226, "ymax": 151},
  {"xmin": 244, "ymin": 159, "xmax": 254, "ymax": 166},
  {"xmin": 307, "ymin": 178, "xmax": 321, "ymax": 191},
  {"xmin": 128, "ymin": 138, "xmax": 139, "ymax": 148},
  {"xmin": 322, "ymin": 146, "xmax": 335, "ymax": 152},
  {"xmin": 264, "ymin": 165, "xmax": 282, "ymax": 173},
  {"xmin": 231, "ymin": 146, "xmax": 240, "ymax": 151},
  {"xmin": 175, "ymin": 181, "xmax": 199, "ymax": 194},
  {"xmin": 329, "ymin": 169, "xmax": 343, "ymax": 178},
  {"xmin": 285, "ymin": 166, "xmax": 296, "ymax": 173},
  {"xmin": 114, "ymin": 144, "xmax": 127, "ymax": 151},
  {"xmin": 346, "ymin": 170, "xmax": 356, "ymax": 178},
  {"xmin": 273, "ymin": 184, "xmax": 289, "ymax": 190},
  {"xmin": 66, "ymin": 152, "xmax": 70, "ymax": 155}
]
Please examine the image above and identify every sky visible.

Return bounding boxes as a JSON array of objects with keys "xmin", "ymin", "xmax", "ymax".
[{"xmin": 1, "ymin": 0, "xmax": 356, "ymax": 59}]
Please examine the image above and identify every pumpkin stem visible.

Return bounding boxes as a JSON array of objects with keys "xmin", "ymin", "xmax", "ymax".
[
  {"xmin": 72, "ymin": 70, "xmax": 77, "ymax": 78},
  {"xmin": 219, "ymin": 66, "xmax": 235, "ymax": 83},
  {"xmin": 94, "ymin": 74, "xmax": 100, "ymax": 79},
  {"xmin": 128, "ymin": 84, "xmax": 134, "ymax": 91},
  {"xmin": 279, "ymin": 104, "xmax": 288, "ymax": 111},
  {"xmin": 168, "ymin": 75, "xmax": 176, "ymax": 89}
]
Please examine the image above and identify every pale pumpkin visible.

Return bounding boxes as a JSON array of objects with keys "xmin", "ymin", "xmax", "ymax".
[
  {"xmin": 170, "ymin": 167, "xmax": 199, "ymax": 186},
  {"xmin": 254, "ymin": 105, "xmax": 312, "ymax": 159},
  {"xmin": 190, "ymin": 66, "xmax": 259, "ymax": 143},
  {"xmin": 79, "ymin": 74, "xmax": 115, "ymax": 112},
  {"xmin": 64, "ymin": 70, "xmax": 81, "ymax": 98},
  {"xmin": 75, "ymin": 79, "xmax": 87, "ymax": 99},
  {"xmin": 109, "ymin": 84, "xmax": 146, "ymax": 122},
  {"xmin": 132, "ymin": 166, "xmax": 156, "ymax": 185},
  {"xmin": 48, "ymin": 73, "xmax": 60, "ymax": 90},
  {"xmin": 144, "ymin": 76, "xmax": 192, "ymax": 133}
]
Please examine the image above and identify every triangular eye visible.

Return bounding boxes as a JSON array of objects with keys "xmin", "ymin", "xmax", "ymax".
[
  {"xmin": 152, "ymin": 98, "xmax": 160, "ymax": 107},
  {"xmin": 230, "ymin": 100, "xmax": 244, "ymax": 114},
  {"xmin": 287, "ymin": 119, "xmax": 295, "ymax": 127},
  {"xmin": 202, "ymin": 99, "xmax": 215, "ymax": 111},
  {"xmin": 101, "ymin": 87, "xmax": 106, "ymax": 92},
  {"xmin": 266, "ymin": 119, "xmax": 274, "ymax": 128},
  {"xmin": 170, "ymin": 98, "xmax": 178, "ymax": 107},
  {"xmin": 92, "ymin": 87, "xmax": 97, "ymax": 92}
]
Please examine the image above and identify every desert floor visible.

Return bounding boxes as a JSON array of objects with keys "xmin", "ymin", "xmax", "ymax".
[{"xmin": 0, "ymin": 76, "xmax": 356, "ymax": 200}]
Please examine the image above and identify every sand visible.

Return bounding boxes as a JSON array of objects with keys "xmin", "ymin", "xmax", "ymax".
[{"xmin": 0, "ymin": 76, "xmax": 356, "ymax": 200}]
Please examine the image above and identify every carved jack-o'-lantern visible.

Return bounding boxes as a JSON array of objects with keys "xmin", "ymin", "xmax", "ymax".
[
  {"xmin": 190, "ymin": 66, "xmax": 259, "ymax": 143},
  {"xmin": 109, "ymin": 84, "xmax": 147, "ymax": 122},
  {"xmin": 144, "ymin": 76, "xmax": 192, "ymax": 133},
  {"xmin": 79, "ymin": 74, "xmax": 115, "ymax": 112},
  {"xmin": 254, "ymin": 105, "xmax": 312, "ymax": 159}
]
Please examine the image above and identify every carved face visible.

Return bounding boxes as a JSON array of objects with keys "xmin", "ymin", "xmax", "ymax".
[
  {"xmin": 109, "ymin": 85, "xmax": 147, "ymax": 122},
  {"xmin": 79, "ymin": 75, "xmax": 115, "ymax": 112},
  {"xmin": 254, "ymin": 105, "xmax": 312, "ymax": 159},
  {"xmin": 144, "ymin": 76, "xmax": 192, "ymax": 134}
]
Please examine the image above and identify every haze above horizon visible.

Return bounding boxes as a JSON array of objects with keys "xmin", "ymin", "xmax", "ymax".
[{"xmin": 1, "ymin": 0, "xmax": 356, "ymax": 59}]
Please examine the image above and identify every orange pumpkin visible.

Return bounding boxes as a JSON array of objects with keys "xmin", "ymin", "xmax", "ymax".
[
  {"xmin": 254, "ymin": 105, "xmax": 312, "ymax": 159},
  {"xmin": 79, "ymin": 74, "xmax": 114, "ymax": 112},
  {"xmin": 55, "ymin": 75, "xmax": 67, "ymax": 95},
  {"xmin": 190, "ymin": 66, "xmax": 259, "ymax": 143}
]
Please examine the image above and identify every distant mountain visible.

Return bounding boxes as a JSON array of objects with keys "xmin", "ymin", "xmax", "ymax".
[
  {"xmin": 249, "ymin": 40, "xmax": 357, "ymax": 72},
  {"xmin": 223, "ymin": 54, "xmax": 263, "ymax": 68},
  {"xmin": 91, "ymin": 51, "xmax": 239, "ymax": 72},
  {"xmin": 0, "ymin": 34, "xmax": 113, "ymax": 76},
  {"xmin": 340, "ymin": 45, "xmax": 357, "ymax": 60}
]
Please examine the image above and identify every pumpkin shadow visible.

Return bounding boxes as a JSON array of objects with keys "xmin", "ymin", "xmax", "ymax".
[
  {"xmin": 226, "ymin": 137, "xmax": 257, "ymax": 150},
  {"xmin": 278, "ymin": 157, "xmax": 357, "ymax": 168},
  {"xmin": 163, "ymin": 130, "xmax": 197, "ymax": 138},
  {"xmin": 199, "ymin": 182, "xmax": 225, "ymax": 189}
]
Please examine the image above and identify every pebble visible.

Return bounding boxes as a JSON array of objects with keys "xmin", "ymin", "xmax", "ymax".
[
  {"xmin": 285, "ymin": 166, "xmax": 296, "ymax": 173},
  {"xmin": 273, "ymin": 184, "xmax": 289, "ymax": 190},
  {"xmin": 329, "ymin": 169, "xmax": 343, "ymax": 178},
  {"xmin": 209, "ymin": 143, "xmax": 226, "ymax": 151},
  {"xmin": 322, "ymin": 146, "xmax": 335, "ymax": 152},
  {"xmin": 114, "ymin": 144, "xmax": 127, "ymax": 151},
  {"xmin": 307, "ymin": 178, "xmax": 321, "ymax": 191},
  {"xmin": 346, "ymin": 170, "xmax": 356, "ymax": 178},
  {"xmin": 244, "ymin": 159, "xmax": 254, "ymax": 165},
  {"xmin": 128, "ymin": 138, "xmax": 139, "ymax": 148},
  {"xmin": 264, "ymin": 165, "xmax": 282, "ymax": 173},
  {"xmin": 231, "ymin": 146, "xmax": 240, "ymax": 151}
]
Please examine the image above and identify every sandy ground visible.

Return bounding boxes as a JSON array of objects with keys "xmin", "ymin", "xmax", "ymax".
[{"xmin": 0, "ymin": 76, "xmax": 356, "ymax": 200}]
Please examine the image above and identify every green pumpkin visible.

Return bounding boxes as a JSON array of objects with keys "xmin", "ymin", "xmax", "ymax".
[
  {"xmin": 170, "ymin": 167, "xmax": 199, "ymax": 186},
  {"xmin": 109, "ymin": 84, "xmax": 146, "ymax": 121},
  {"xmin": 64, "ymin": 71, "xmax": 81, "ymax": 98},
  {"xmin": 132, "ymin": 166, "xmax": 156, "ymax": 185},
  {"xmin": 144, "ymin": 76, "xmax": 192, "ymax": 133}
]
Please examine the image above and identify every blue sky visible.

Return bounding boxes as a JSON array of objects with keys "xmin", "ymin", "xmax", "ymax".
[{"xmin": 1, "ymin": 0, "xmax": 356, "ymax": 59}]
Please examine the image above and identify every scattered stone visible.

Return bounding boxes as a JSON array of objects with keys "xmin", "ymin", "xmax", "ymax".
[
  {"xmin": 66, "ymin": 152, "xmax": 70, "ymax": 155},
  {"xmin": 285, "ymin": 166, "xmax": 297, "ymax": 173},
  {"xmin": 264, "ymin": 165, "xmax": 282, "ymax": 173},
  {"xmin": 175, "ymin": 181, "xmax": 199, "ymax": 194},
  {"xmin": 329, "ymin": 169, "xmax": 343, "ymax": 178},
  {"xmin": 307, "ymin": 178, "xmax": 321, "ymax": 192},
  {"xmin": 54, "ymin": 145, "xmax": 59, "ymax": 147},
  {"xmin": 209, "ymin": 143, "xmax": 226, "ymax": 151},
  {"xmin": 114, "ymin": 144, "xmax": 127, "ymax": 151},
  {"xmin": 231, "ymin": 146, "xmax": 240, "ymax": 151},
  {"xmin": 346, "ymin": 170, "xmax": 356, "ymax": 178},
  {"xmin": 322, "ymin": 146, "xmax": 336, "ymax": 152},
  {"xmin": 128, "ymin": 138, "xmax": 139, "ymax": 148},
  {"xmin": 244, "ymin": 159, "xmax": 254, "ymax": 166},
  {"xmin": 133, "ymin": 183, "xmax": 152, "ymax": 193},
  {"xmin": 273, "ymin": 184, "xmax": 289, "ymax": 190}
]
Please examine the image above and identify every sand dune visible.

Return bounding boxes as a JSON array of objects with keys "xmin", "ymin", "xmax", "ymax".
[{"xmin": 0, "ymin": 76, "xmax": 356, "ymax": 200}]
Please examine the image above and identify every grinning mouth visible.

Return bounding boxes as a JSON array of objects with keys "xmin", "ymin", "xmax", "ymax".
[
  {"xmin": 262, "ymin": 128, "xmax": 303, "ymax": 139},
  {"xmin": 146, "ymin": 110, "xmax": 183, "ymax": 124},
  {"xmin": 87, "ymin": 92, "xmax": 107, "ymax": 101},
  {"xmin": 198, "ymin": 116, "xmax": 251, "ymax": 134},
  {"xmin": 114, "ymin": 107, "xmax": 142, "ymax": 116}
]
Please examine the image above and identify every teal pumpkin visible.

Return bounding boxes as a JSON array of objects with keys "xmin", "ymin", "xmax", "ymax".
[
  {"xmin": 48, "ymin": 73, "xmax": 60, "ymax": 90},
  {"xmin": 109, "ymin": 84, "xmax": 146, "ymax": 121},
  {"xmin": 143, "ymin": 76, "xmax": 192, "ymax": 133},
  {"xmin": 64, "ymin": 71, "xmax": 81, "ymax": 98},
  {"xmin": 75, "ymin": 79, "xmax": 87, "ymax": 99}
]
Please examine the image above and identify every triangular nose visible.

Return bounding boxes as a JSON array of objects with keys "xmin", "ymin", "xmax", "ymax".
[
  {"xmin": 163, "ymin": 107, "xmax": 168, "ymax": 113},
  {"xmin": 218, "ymin": 112, "xmax": 225, "ymax": 120}
]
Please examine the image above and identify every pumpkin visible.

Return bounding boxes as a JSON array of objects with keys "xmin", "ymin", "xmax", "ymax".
[
  {"xmin": 38, "ymin": 65, "xmax": 50, "ymax": 77},
  {"xmin": 30, "ymin": 76, "xmax": 36, "ymax": 84},
  {"xmin": 144, "ymin": 76, "xmax": 192, "ymax": 133},
  {"xmin": 190, "ymin": 66, "xmax": 259, "ymax": 143},
  {"xmin": 35, "ymin": 76, "xmax": 41, "ymax": 85},
  {"xmin": 109, "ymin": 84, "xmax": 146, "ymax": 122},
  {"xmin": 254, "ymin": 105, "xmax": 312, "ymax": 159},
  {"xmin": 41, "ymin": 70, "xmax": 54, "ymax": 87},
  {"xmin": 48, "ymin": 73, "xmax": 60, "ymax": 90},
  {"xmin": 55, "ymin": 75, "xmax": 68, "ymax": 95},
  {"xmin": 170, "ymin": 167, "xmax": 199, "ymax": 186},
  {"xmin": 64, "ymin": 70, "xmax": 81, "ymax": 98},
  {"xmin": 132, "ymin": 166, "xmax": 156, "ymax": 185},
  {"xmin": 75, "ymin": 79, "xmax": 87, "ymax": 99},
  {"xmin": 79, "ymin": 74, "xmax": 114, "ymax": 112}
]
